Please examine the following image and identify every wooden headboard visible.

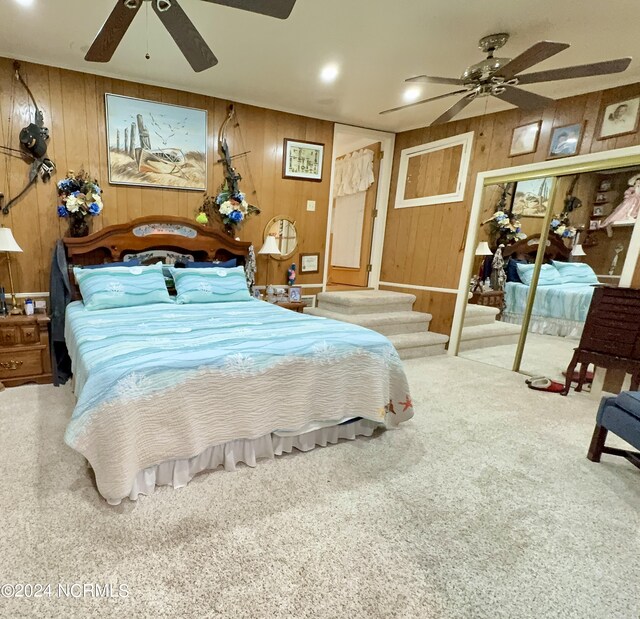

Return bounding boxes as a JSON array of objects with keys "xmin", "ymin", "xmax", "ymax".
[
  {"xmin": 64, "ymin": 216, "xmax": 252, "ymax": 300},
  {"xmin": 502, "ymin": 233, "xmax": 572, "ymax": 261}
]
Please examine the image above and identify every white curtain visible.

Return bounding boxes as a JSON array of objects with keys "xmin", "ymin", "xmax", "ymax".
[{"xmin": 331, "ymin": 149, "xmax": 376, "ymax": 268}]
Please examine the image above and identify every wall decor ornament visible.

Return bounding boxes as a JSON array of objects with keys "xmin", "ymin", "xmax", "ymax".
[
  {"xmin": 299, "ymin": 253, "xmax": 320, "ymax": 273},
  {"xmin": 509, "ymin": 121, "xmax": 541, "ymax": 157},
  {"xmin": 548, "ymin": 122, "xmax": 584, "ymax": 159},
  {"xmin": 105, "ymin": 94, "xmax": 207, "ymax": 191},
  {"xmin": 57, "ymin": 170, "xmax": 103, "ymax": 237},
  {"xmin": 598, "ymin": 96, "xmax": 640, "ymax": 140},
  {"xmin": 282, "ymin": 139, "xmax": 324, "ymax": 181}
]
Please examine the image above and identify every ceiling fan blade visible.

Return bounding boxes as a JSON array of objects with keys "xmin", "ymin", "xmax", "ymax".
[
  {"xmin": 431, "ymin": 96, "xmax": 474, "ymax": 125},
  {"xmin": 499, "ymin": 41, "xmax": 570, "ymax": 80},
  {"xmin": 517, "ymin": 57, "xmax": 632, "ymax": 84},
  {"xmin": 405, "ymin": 75, "xmax": 465, "ymax": 86},
  {"xmin": 152, "ymin": 0, "xmax": 218, "ymax": 72},
  {"xmin": 85, "ymin": 0, "xmax": 142, "ymax": 63},
  {"xmin": 200, "ymin": 0, "xmax": 297, "ymax": 19},
  {"xmin": 495, "ymin": 85, "xmax": 555, "ymax": 110},
  {"xmin": 380, "ymin": 90, "xmax": 469, "ymax": 115}
]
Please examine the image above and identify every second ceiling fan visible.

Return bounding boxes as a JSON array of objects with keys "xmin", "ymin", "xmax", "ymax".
[
  {"xmin": 381, "ymin": 33, "xmax": 632, "ymax": 125},
  {"xmin": 85, "ymin": 0, "xmax": 298, "ymax": 72}
]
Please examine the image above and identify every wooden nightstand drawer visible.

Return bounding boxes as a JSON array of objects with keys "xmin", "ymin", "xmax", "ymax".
[
  {"xmin": 0, "ymin": 349, "xmax": 44, "ymax": 380},
  {"xmin": 0, "ymin": 327, "xmax": 19, "ymax": 346},
  {"xmin": 20, "ymin": 325, "xmax": 40, "ymax": 345}
]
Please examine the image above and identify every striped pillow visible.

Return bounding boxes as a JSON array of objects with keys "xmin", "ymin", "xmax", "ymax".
[
  {"xmin": 74, "ymin": 262, "xmax": 172, "ymax": 310},
  {"xmin": 172, "ymin": 266, "xmax": 251, "ymax": 304},
  {"xmin": 551, "ymin": 260, "xmax": 599, "ymax": 284}
]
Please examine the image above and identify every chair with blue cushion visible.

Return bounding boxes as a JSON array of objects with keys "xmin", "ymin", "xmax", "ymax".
[{"xmin": 588, "ymin": 391, "xmax": 640, "ymax": 470}]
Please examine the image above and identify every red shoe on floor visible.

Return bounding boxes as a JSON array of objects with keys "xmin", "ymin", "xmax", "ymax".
[{"xmin": 527, "ymin": 377, "xmax": 565, "ymax": 393}]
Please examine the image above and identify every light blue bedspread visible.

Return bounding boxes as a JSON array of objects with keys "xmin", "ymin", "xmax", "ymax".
[
  {"xmin": 64, "ymin": 299, "xmax": 413, "ymax": 501},
  {"xmin": 504, "ymin": 281, "xmax": 595, "ymax": 322}
]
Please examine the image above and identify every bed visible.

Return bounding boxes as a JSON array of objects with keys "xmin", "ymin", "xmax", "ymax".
[
  {"xmin": 62, "ymin": 217, "xmax": 413, "ymax": 504},
  {"xmin": 501, "ymin": 234, "xmax": 597, "ymax": 338}
]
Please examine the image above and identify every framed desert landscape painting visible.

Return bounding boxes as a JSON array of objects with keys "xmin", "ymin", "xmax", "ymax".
[{"xmin": 105, "ymin": 94, "xmax": 207, "ymax": 191}]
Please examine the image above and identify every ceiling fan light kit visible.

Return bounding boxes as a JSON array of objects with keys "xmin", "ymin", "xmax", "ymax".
[
  {"xmin": 85, "ymin": 0, "xmax": 297, "ymax": 72},
  {"xmin": 382, "ymin": 33, "xmax": 632, "ymax": 125}
]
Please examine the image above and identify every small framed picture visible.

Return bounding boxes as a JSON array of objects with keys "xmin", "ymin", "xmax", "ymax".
[
  {"xmin": 509, "ymin": 121, "xmax": 541, "ymax": 157},
  {"xmin": 300, "ymin": 294, "xmax": 317, "ymax": 309},
  {"xmin": 594, "ymin": 193, "xmax": 608, "ymax": 204},
  {"xmin": 282, "ymin": 139, "xmax": 324, "ymax": 181},
  {"xmin": 598, "ymin": 96, "xmax": 640, "ymax": 139},
  {"xmin": 593, "ymin": 205, "xmax": 604, "ymax": 217},
  {"xmin": 548, "ymin": 122, "xmax": 584, "ymax": 159},
  {"xmin": 300, "ymin": 252, "xmax": 320, "ymax": 273},
  {"xmin": 252, "ymin": 287, "xmax": 262, "ymax": 299},
  {"xmin": 599, "ymin": 179, "xmax": 612, "ymax": 192},
  {"xmin": 590, "ymin": 220, "xmax": 600, "ymax": 230},
  {"xmin": 288, "ymin": 286, "xmax": 302, "ymax": 302}
]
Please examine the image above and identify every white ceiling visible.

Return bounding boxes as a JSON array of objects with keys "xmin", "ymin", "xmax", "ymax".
[{"xmin": 2, "ymin": 0, "xmax": 640, "ymax": 133}]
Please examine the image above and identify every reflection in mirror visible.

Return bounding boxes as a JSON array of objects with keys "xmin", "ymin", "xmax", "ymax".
[
  {"xmin": 264, "ymin": 217, "xmax": 298, "ymax": 259},
  {"xmin": 519, "ymin": 165, "xmax": 640, "ymax": 384}
]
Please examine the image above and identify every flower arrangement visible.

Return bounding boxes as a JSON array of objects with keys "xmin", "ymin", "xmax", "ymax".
[
  {"xmin": 550, "ymin": 214, "xmax": 577, "ymax": 239},
  {"xmin": 196, "ymin": 189, "xmax": 260, "ymax": 234},
  {"xmin": 489, "ymin": 210, "xmax": 527, "ymax": 246},
  {"xmin": 57, "ymin": 170, "xmax": 103, "ymax": 236}
]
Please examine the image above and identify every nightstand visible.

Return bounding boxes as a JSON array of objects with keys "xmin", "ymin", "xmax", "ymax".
[
  {"xmin": 0, "ymin": 315, "xmax": 52, "ymax": 387},
  {"xmin": 272, "ymin": 301, "xmax": 305, "ymax": 313},
  {"xmin": 469, "ymin": 290, "xmax": 505, "ymax": 317}
]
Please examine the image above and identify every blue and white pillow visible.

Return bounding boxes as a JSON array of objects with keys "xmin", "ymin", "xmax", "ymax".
[
  {"xmin": 74, "ymin": 262, "xmax": 172, "ymax": 310},
  {"xmin": 172, "ymin": 266, "xmax": 251, "ymax": 304},
  {"xmin": 516, "ymin": 263, "xmax": 563, "ymax": 286},
  {"xmin": 551, "ymin": 260, "xmax": 599, "ymax": 285}
]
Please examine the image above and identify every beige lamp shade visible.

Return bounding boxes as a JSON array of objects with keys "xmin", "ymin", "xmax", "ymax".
[
  {"xmin": 475, "ymin": 241, "xmax": 493, "ymax": 256},
  {"xmin": 571, "ymin": 244, "xmax": 586, "ymax": 256},
  {"xmin": 258, "ymin": 235, "xmax": 282, "ymax": 256},
  {"xmin": 0, "ymin": 227, "xmax": 23, "ymax": 253}
]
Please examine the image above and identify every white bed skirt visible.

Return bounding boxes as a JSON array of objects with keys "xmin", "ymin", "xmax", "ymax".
[
  {"xmin": 502, "ymin": 311, "xmax": 583, "ymax": 339},
  {"xmin": 111, "ymin": 419, "xmax": 381, "ymax": 505}
]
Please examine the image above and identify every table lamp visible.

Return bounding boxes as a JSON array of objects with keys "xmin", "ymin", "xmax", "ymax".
[
  {"xmin": 0, "ymin": 227, "xmax": 23, "ymax": 316},
  {"xmin": 258, "ymin": 235, "xmax": 281, "ymax": 295}
]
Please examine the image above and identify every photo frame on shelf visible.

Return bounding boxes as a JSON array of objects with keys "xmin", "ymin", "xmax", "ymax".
[
  {"xmin": 593, "ymin": 205, "xmax": 604, "ymax": 217},
  {"xmin": 288, "ymin": 286, "xmax": 302, "ymax": 302},
  {"xmin": 282, "ymin": 139, "xmax": 324, "ymax": 181},
  {"xmin": 589, "ymin": 220, "xmax": 600, "ymax": 230},
  {"xmin": 547, "ymin": 122, "xmax": 584, "ymax": 159},
  {"xmin": 300, "ymin": 294, "xmax": 317, "ymax": 309},
  {"xmin": 300, "ymin": 252, "xmax": 320, "ymax": 273},
  {"xmin": 595, "ymin": 193, "xmax": 608, "ymax": 204},
  {"xmin": 599, "ymin": 179, "xmax": 612, "ymax": 192},
  {"xmin": 509, "ymin": 121, "xmax": 541, "ymax": 157},
  {"xmin": 598, "ymin": 96, "xmax": 640, "ymax": 140}
]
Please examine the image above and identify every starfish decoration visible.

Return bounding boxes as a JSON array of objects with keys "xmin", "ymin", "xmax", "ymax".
[
  {"xmin": 385, "ymin": 400, "xmax": 396, "ymax": 415},
  {"xmin": 399, "ymin": 396, "xmax": 413, "ymax": 412}
]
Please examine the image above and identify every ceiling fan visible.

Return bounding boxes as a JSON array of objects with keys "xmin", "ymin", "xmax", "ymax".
[
  {"xmin": 381, "ymin": 33, "xmax": 632, "ymax": 125},
  {"xmin": 85, "ymin": 0, "xmax": 297, "ymax": 72}
]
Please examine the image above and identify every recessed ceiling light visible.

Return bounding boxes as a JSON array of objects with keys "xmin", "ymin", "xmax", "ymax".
[
  {"xmin": 320, "ymin": 64, "xmax": 339, "ymax": 84},
  {"xmin": 15, "ymin": 0, "xmax": 35, "ymax": 6},
  {"xmin": 403, "ymin": 87, "xmax": 421, "ymax": 103}
]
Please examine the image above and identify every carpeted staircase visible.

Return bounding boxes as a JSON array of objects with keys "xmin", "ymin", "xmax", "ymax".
[
  {"xmin": 304, "ymin": 290, "xmax": 449, "ymax": 359},
  {"xmin": 459, "ymin": 304, "xmax": 522, "ymax": 351}
]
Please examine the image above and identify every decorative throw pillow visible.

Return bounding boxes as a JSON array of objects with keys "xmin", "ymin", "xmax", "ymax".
[
  {"xmin": 74, "ymin": 262, "xmax": 172, "ymax": 310},
  {"xmin": 185, "ymin": 259, "xmax": 238, "ymax": 269},
  {"xmin": 516, "ymin": 262, "xmax": 563, "ymax": 286},
  {"xmin": 506, "ymin": 258, "xmax": 527, "ymax": 283},
  {"xmin": 172, "ymin": 265, "xmax": 251, "ymax": 304},
  {"xmin": 551, "ymin": 260, "xmax": 599, "ymax": 285}
]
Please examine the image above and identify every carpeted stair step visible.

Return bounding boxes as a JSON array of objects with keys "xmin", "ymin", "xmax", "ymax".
[
  {"xmin": 463, "ymin": 304, "xmax": 500, "ymax": 327},
  {"xmin": 303, "ymin": 308, "xmax": 432, "ymax": 336},
  {"xmin": 459, "ymin": 322, "xmax": 522, "ymax": 352},
  {"xmin": 387, "ymin": 332, "xmax": 449, "ymax": 360},
  {"xmin": 315, "ymin": 290, "xmax": 415, "ymax": 315}
]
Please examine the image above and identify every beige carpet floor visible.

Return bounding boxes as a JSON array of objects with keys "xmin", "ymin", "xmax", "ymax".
[{"xmin": 0, "ymin": 355, "xmax": 639, "ymax": 619}]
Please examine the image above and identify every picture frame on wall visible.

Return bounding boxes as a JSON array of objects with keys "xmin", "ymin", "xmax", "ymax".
[
  {"xmin": 509, "ymin": 121, "xmax": 541, "ymax": 157},
  {"xmin": 598, "ymin": 96, "xmax": 640, "ymax": 140},
  {"xmin": 300, "ymin": 252, "xmax": 320, "ymax": 273},
  {"xmin": 547, "ymin": 122, "xmax": 584, "ymax": 159},
  {"xmin": 282, "ymin": 139, "xmax": 324, "ymax": 181},
  {"xmin": 105, "ymin": 94, "xmax": 207, "ymax": 191},
  {"xmin": 511, "ymin": 177, "xmax": 551, "ymax": 218},
  {"xmin": 300, "ymin": 294, "xmax": 317, "ymax": 309}
]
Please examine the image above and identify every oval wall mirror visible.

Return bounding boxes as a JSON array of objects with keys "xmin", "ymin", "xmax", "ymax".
[{"xmin": 264, "ymin": 216, "xmax": 298, "ymax": 260}]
